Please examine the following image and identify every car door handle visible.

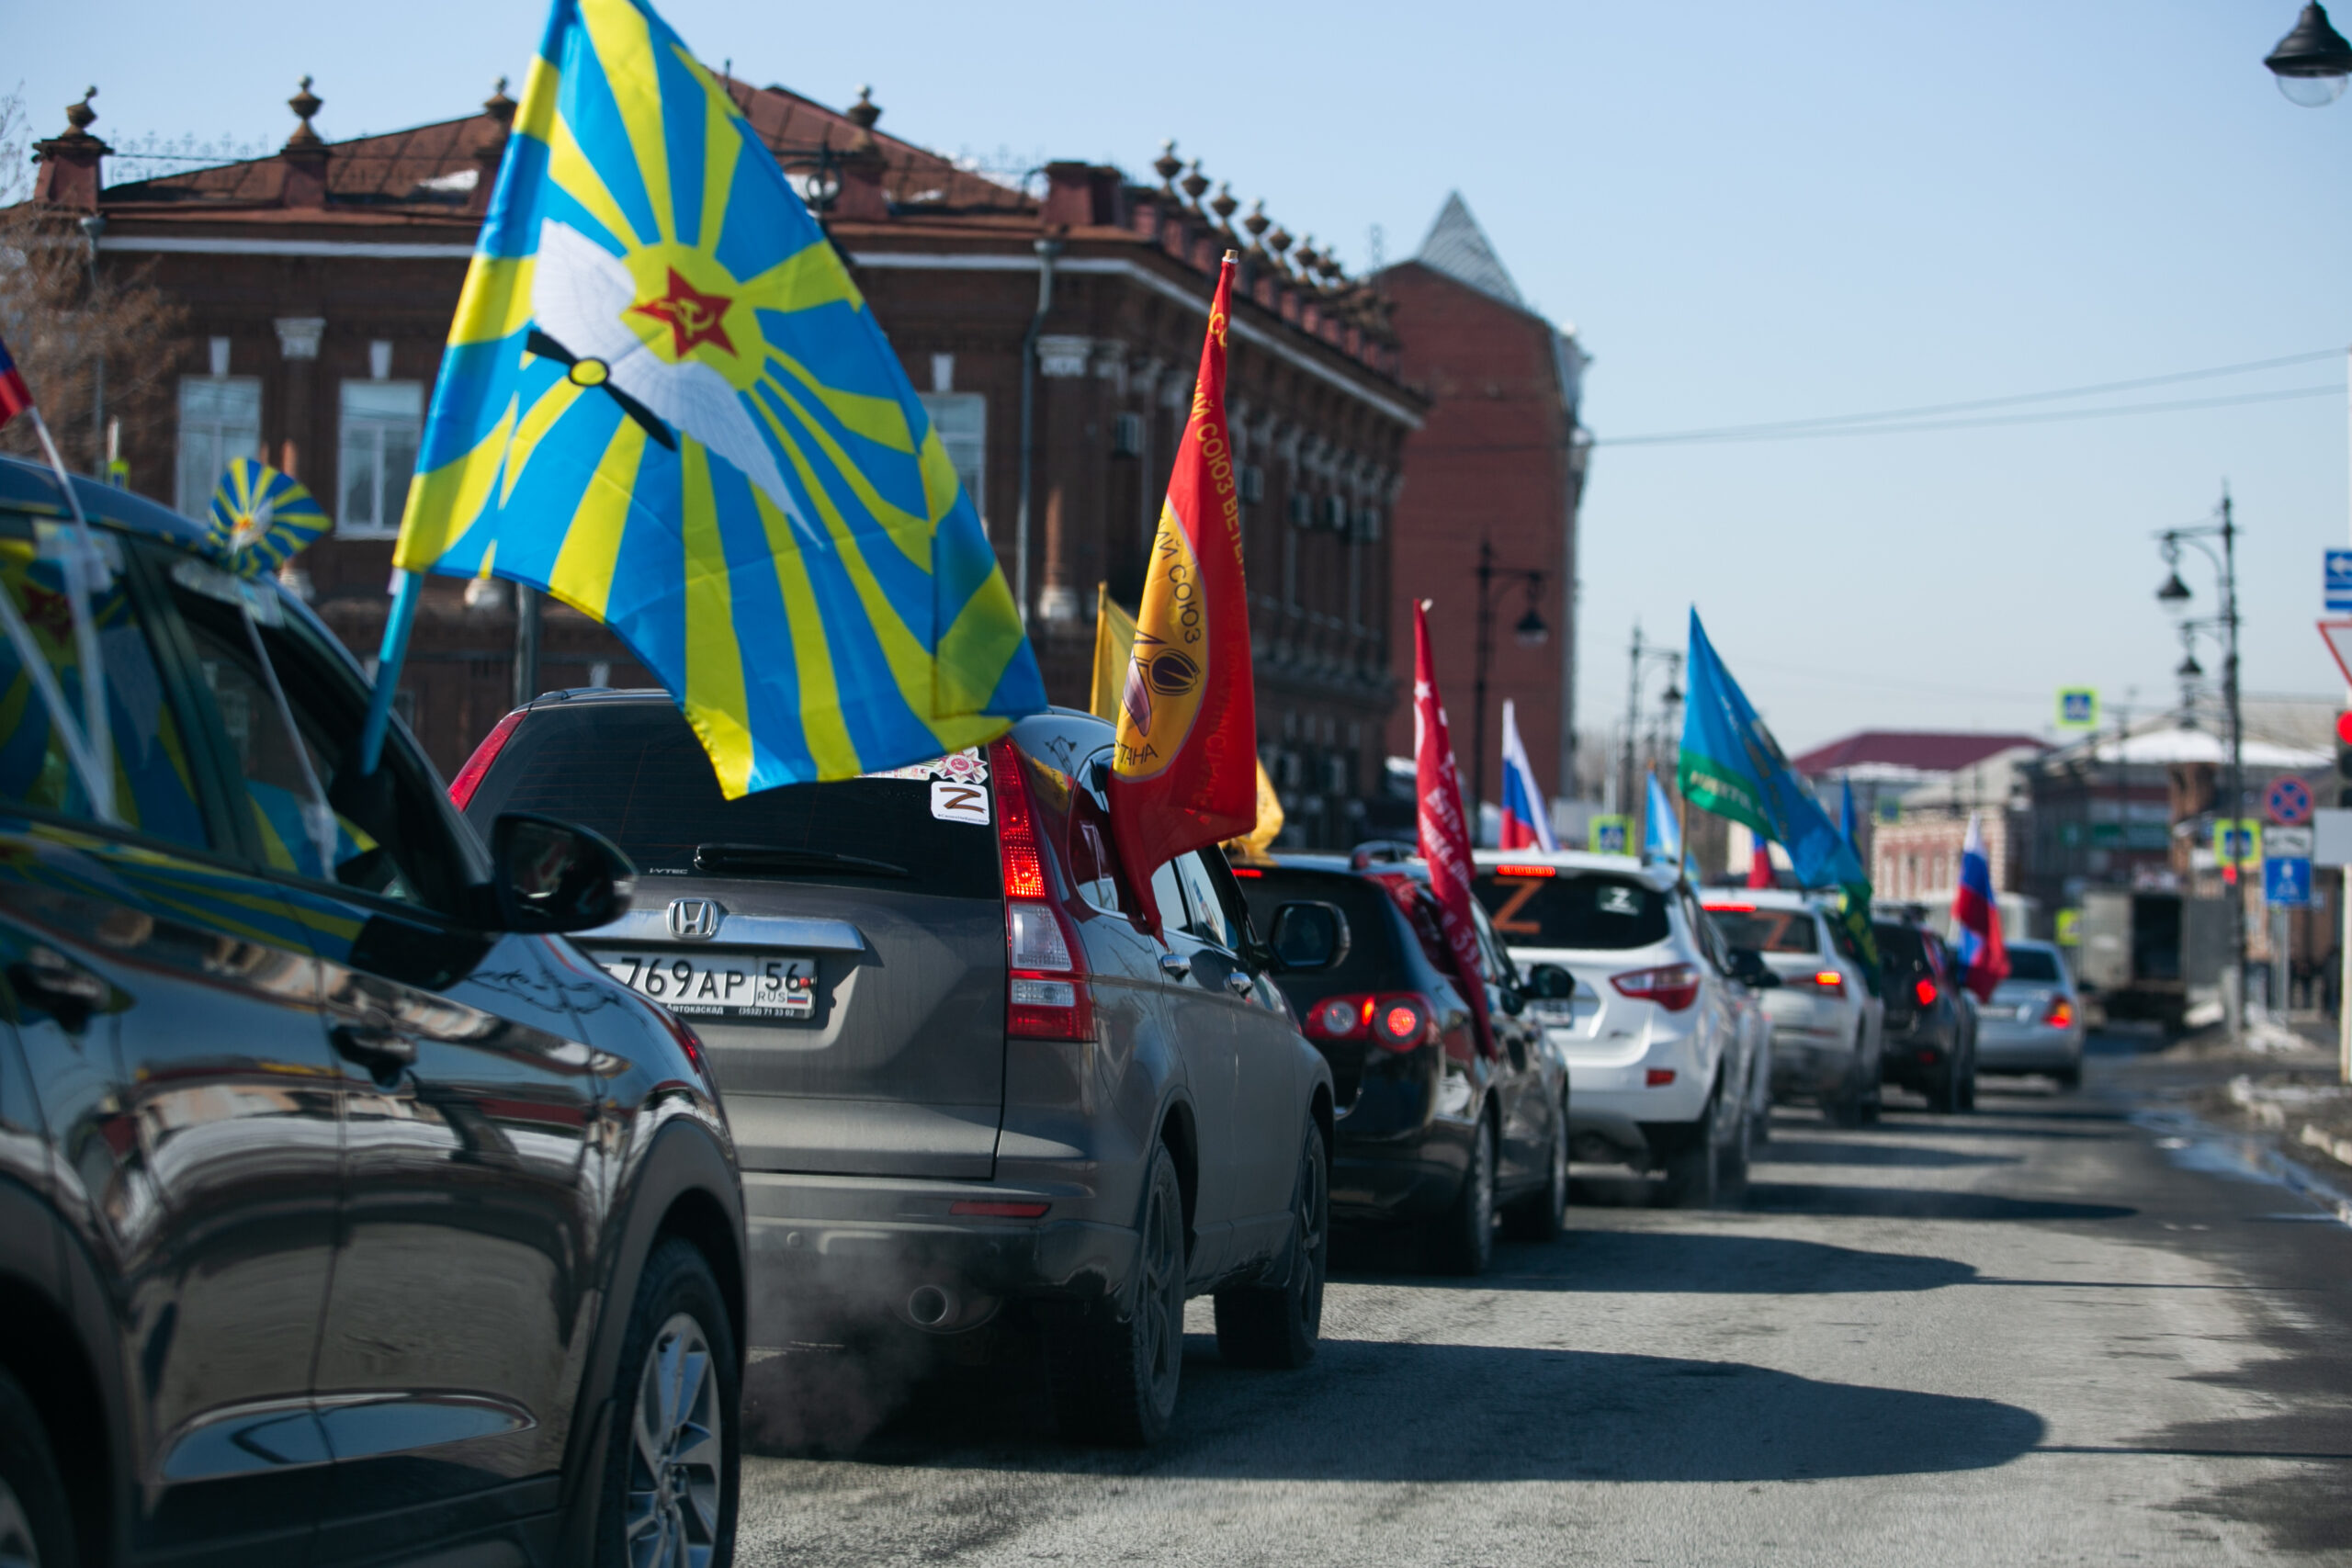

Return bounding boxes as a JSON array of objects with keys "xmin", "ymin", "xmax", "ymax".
[
  {"xmin": 332, "ymin": 1023, "xmax": 418, "ymax": 1078},
  {"xmin": 1226, "ymin": 969, "xmax": 1254, "ymax": 998},
  {"xmin": 1159, "ymin": 953, "xmax": 1192, "ymax": 980}
]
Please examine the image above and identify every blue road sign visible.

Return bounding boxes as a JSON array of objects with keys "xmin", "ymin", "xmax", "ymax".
[
  {"xmin": 2268, "ymin": 775, "xmax": 2314, "ymax": 826},
  {"xmin": 2328, "ymin": 550, "xmax": 2352, "ymax": 613},
  {"xmin": 2265, "ymin": 856, "xmax": 2313, "ymax": 907}
]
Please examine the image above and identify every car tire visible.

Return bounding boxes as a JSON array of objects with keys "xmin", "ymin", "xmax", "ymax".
[
  {"xmin": 1957, "ymin": 1048, "xmax": 1978, "ymax": 1112},
  {"xmin": 0, "ymin": 1367, "xmax": 74, "ymax": 1568},
  {"xmin": 1720, "ymin": 1088, "xmax": 1753, "ymax": 1191},
  {"xmin": 1216, "ymin": 1122, "xmax": 1329, "ymax": 1369},
  {"xmin": 2053, "ymin": 1061, "xmax": 2082, "ymax": 1091},
  {"xmin": 1425, "ymin": 1113, "xmax": 1497, "ymax": 1276},
  {"xmin": 1500, "ymin": 1099, "xmax": 1569, "ymax": 1243},
  {"xmin": 1925, "ymin": 1062, "xmax": 1960, "ymax": 1113},
  {"xmin": 1050, "ymin": 1143, "xmax": 1187, "ymax": 1446},
  {"xmin": 595, "ymin": 1237, "xmax": 739, "ymax": 1568}
]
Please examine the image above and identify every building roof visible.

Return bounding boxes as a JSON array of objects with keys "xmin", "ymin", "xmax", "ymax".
[
  {"xmin": 2082, "ymin": 728, "xmax": 2326, "ymax": 769},
  {"xmin": 1792, "ymin": 730, "xmax": 2049, "ymax": 777},
  {"xmin": 96, "ymin": 81, "xmax": 1030, "ymax": 222},
  {"xmin": 1414, "ymin": 192, "xmax": 1523, "ymax": 308}
]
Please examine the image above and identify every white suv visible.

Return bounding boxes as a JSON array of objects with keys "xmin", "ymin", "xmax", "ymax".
[
  {"xmin": 1702, "ymin": 890, "xmax": 1884, "ymax": 1124},
  {"xmin": 1473, "ymin": 852, "xmax": 1769, "ymax": 1204}
]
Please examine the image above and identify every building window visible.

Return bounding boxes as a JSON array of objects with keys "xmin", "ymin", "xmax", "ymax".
[
  {"xmin": 337, "ymin": 379, "xmax": 425, "ymax": 537},
  {"xmin": 175, "ymin": 377, "xmax": 262, "ymax": 520},
  {"xmin": 919, "ymin": 391, "xmax": 988, "ymax": 531},
  {"xmin": 1287, "ymin": 492, "xmax": 1312, "ymax": 529},
  {"xmin": 1320, "ymin": 495, "xmax": 1349, "ymax": 532},
  {"xmin": 1111, "ymin": 411, "xmax": 1145, "ymax": 457},
  {"xmin": 1239, "ymin": 464, "xmax": 1266, "ymax": 504}
]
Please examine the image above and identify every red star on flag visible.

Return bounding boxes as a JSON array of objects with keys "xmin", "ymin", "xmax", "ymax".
[{"xmin": 630, "ymin": 269, "xmax": 737, "ymax": 359}]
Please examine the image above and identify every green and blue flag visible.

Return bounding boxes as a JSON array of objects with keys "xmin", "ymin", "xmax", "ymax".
[{"xmin": 1677, "ymin": 609, "xmax": 1876, "ymax": 969}]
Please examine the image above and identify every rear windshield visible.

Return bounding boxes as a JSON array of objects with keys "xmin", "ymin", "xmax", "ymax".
[
  {"xmin": 2007, "ymin": 948, "xmax": 2063, "ymax": 982},
  {"xmin": 1238, "ymin": 869, "xmax": 1401, "ymax": 990},
  {"xmin": 464, "ymin": 702, "xmax": 1002, "ymax": 899},
  {"xmin": 1707, "ymin": 906, "xmax": 1818, "ymax": 953},
  {"xmin": 1473, "ymin": 870, "xmax": 1668, "ymax": 950},
  {"xmin": 1872, "ymin": 923, "xmax": 1930, "ymax": 977}
]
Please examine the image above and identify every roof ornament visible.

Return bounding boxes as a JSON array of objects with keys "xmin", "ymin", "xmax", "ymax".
[
  {"xmin": 1266, "ymin": 222, "xmax": 1294, "ymax": 269},
  {"xmin": 1241, "ymin": 199, "xmax": 1269, "ymax": 242},
  {"xmin": 482, "ymin": 75, "xmax": 517, "ymax": 131},
  {"xmin": 1208, "ymin": 182, "xmax": 1238, "ymax": 223},
  {"xmin": 286, "ymin": 75, "xmax": 324, "ymax": 149},
  {"xmin": 1152, "ymin": 139, "xmax": 1182, "ymax": 191},
  {"xmin": 62, "ymin": 86, "xmax": 98, "ymax": 140},
  {"xmin": 1179, "ymin": 158, "xmax": 1209, "ymax": 208}
]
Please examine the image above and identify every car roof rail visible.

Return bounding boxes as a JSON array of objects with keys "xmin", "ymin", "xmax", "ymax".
[{"xmin": 1349, "ymin": 839, "xmax": 1419, "ymax": 870}]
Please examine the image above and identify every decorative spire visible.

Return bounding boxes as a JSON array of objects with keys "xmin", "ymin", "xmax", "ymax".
[
  {"xmin": 1266, "ymin": 223, "xmax": 1293, "ymax": 265},
  {"xmin": 481, "ymin": 75, "xmax": 516, "ymax": 132},
  {"xmin": 1153, "ymin": 138, "xmax": 1183, "ymax": 189},
  {"xmin": 1241, "ymin": 199, "xmax": 1269, "ymax": 242},
  {"xmin": 845, "ymin": 84, "xmax": 881, "ymax": 133},
  {"xmin": 1179, "ymin": 158, "xmax": 1209, "ymax": 207},
  {"xmin": 63, "ymin": 86, "xmax": 99, "ymax": 140},
  {"xmin": 1209, "ymin": 182, "xmax": 1238, "ymax": 223},
  {"xmin": 285, "ymin": 75, "xmax": 324, "ymax": 149}
]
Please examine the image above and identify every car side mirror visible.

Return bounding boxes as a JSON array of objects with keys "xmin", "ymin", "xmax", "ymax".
[
  {"xmin": 1267, "ymin": 901, "xmax": 1348, "ymax": 973},
  {"xmin": 489, "ymin": 813, "xmax": 636, "ymax": 934},
  {"xmin": 1727, "ymin": 946, "xmax": 1781, "ymax": 987},
  {"xmin": 1496, "ymin": 984, "xmax": 1526, "ymax": 1017},
  {"xmin": 1524, "ymin": 962, "xmax": 1577, "ymax": 1000}
]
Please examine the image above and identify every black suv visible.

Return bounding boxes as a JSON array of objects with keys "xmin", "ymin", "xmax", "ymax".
[
  {"xmin": 1237, "ymin": 853, "xmax": 1570, "ymax": 1276},
  {"xmin": 1873, "ymin": 916, "xmax": 1978, "ymax": 1112},
  {"xmin": 455, "ymin": 693, "xmax": 1335, "ymax": 1446},
  {"xmin": 0, "ymin": 458, "xmax": 746, "ymax": 1568}
]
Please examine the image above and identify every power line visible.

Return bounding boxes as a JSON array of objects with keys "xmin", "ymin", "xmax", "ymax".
[
  {"xmin": 1594, "ymin": 347, "xmax": 2344, "ymax": 447},
  {"xmin": 1604, "ymin": 383, "xmax": 2342, "ymax": 446}
]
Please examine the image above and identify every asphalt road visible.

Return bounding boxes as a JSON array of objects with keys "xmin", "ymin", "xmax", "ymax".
[{"xmin": 736, "ymin": 1035, "xmax": 2352, "ymax": 1566}]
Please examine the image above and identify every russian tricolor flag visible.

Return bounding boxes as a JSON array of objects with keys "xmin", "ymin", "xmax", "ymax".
[
  {"xmin": 1952, "ymin": 811, "xmax": 2008, "ymax": 1001},
  {"xmin": 0, "ymin": 331, "xmax": 33, "ymax": 431},
  {"xmin": 1498, "ymin": 699, "xmax": 1557, "ymax": 852}
]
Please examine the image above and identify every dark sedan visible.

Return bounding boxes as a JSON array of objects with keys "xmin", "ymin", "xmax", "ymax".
[
  {"xmin": 1874, "ymin": 918, "xmax": 1978, "ymax": 1112},
  {"xmin": 0, "ymin": 457, "xmax": 747, "ymax": 1568},
  {"xmin": 1238, "ymin": 853, "xmax": 1570, "ymax": 1276}
]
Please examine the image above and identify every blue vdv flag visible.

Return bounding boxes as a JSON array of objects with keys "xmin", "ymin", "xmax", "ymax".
[{"xmin": 1644, "ymin": 769, "xmax": 1680, "ymax": 863}]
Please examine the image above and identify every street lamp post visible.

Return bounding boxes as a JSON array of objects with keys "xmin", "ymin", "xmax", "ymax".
[
  {"xmin": 1471, "ymin": 537, "xmax": 1547, "ymax": 836},
  {"xmin": 1621, "ymin": 623, "xmax": 1683, "ymax": 824},
  {"xmin": 2158, "ymin": 491, "xmax": 2246, "ymax": 1038}
]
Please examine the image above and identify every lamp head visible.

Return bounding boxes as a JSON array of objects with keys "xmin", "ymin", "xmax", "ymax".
[
  {"xmin": 2156, "ymin": 571, "xmax": 2193, "ymax": 613},
  {"xmin": 2267, "ymin": 3, "xmax": 2352, "ymax": 105},
  {"xmin": 1513, "ymin": 606, "xmax": 1549, "ymax": 648}
]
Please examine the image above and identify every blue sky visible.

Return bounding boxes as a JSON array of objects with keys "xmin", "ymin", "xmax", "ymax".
[{"xmin": 14, "ymin": 0, "xmax": 2348, "ymax": 752}]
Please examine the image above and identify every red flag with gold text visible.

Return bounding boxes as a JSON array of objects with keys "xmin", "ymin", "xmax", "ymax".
[
  {"xmin": 1111, "ymin": 255, "xmax": 1256, "ymax": 933},
  {"xmin": 1413, "ymin": 600, "xmax": 1496, "ymax": 1058}
]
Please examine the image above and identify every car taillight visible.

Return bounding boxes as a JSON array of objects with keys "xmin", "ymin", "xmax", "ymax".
[
  {"xmin": 1645, "ymin": 1067, "xmax": 1677, "ymax": 1087},
  {"xmin": 1611, "ymin": 964, "xmax": 1701, "ymax": 1012},
  {"xmin": 990, "ymin": 739, "xmax": 1093, "ymax": 1043},
  {"xmin": 1301, "ymin": 990, "xmax": 1434, "ymax": 1052},
  {"xmin": 949, "ymin": 1200, "xmax": 1050, "ymax": 1218},
  {"xmin": 1913, "ymin": 977, "xmax": 1939, "ymax": 1008},
  {"xmin": 447, "ymin": 708, "xmax": 526, "ymax": 809},
  {"xmin": 2046, "ymin": 996, "xmax": 2075, "ymax": 1029},
  {"xmin": 1804, "ymin": 970, "xmax": 1846, "ymax": 996}
]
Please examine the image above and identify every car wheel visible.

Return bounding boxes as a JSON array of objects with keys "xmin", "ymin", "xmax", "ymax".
[
  {"xmin": 1426, "ymin": 1113, "xmax": 1496, "ymax": 1276},
  {"xmin": 1719, "ymin": 1084, "xmax": 1753, "ymax": 1190},
  {"xmin": 1051, "ymin": 1143, "xmax": 1187, "ymax": 1445},
  {"xmin": 596, "ymin": 1238, "xmax": 739, "ymax": 1568},
  {"xmin": 2053, "ymin": 1061, "xmax": 2083, "ymax": 1090},
  {"xmin": 1925, "ymin": 1061, "xmax": 1960, "ymax": 1113},
  {"xmin": 1216, "ymin": 1122, "xmax": 1329, "ymax": 1368},
  {"xmin": 1500, "ymin": 1099, "xmax": 1569, "ymax": 1242},
  {"xmin": 1660, "ymin": 1081, "xmax": 1724, "ymax": 1209},
  {"xmin": 0, "ymin": 1368, "xmax": 74, "ymax": 1568},
  {"xmin": 1957, "ymin": 1048, "xmax": 1978, "ymax": 1111}
]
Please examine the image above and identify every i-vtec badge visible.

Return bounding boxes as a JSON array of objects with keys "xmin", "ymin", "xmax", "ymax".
[{"xmin": 667, "ymin": 897, "xmax": 724, "ymax": 941}]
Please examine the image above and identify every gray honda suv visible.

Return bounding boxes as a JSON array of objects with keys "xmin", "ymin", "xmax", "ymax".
[{"xmin": 458, "ymin": 694, "xmax": 1335, "ymax": 1446}]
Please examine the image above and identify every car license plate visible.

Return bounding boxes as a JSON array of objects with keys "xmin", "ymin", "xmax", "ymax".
[{"xmin": 596, "ymin": 951, "xmax": 817, "ymax": 1019}]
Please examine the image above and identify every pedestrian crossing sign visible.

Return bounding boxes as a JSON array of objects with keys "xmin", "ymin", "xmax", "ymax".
[{"xmin": 2056, "ymin": 688, "xmax": 2098, "ymax": 730}]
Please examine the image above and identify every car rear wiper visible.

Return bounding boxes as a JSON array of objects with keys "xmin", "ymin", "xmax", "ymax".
[{"xmin": 692, "ymin": 843, "xmax": 909, "ymax": 879}]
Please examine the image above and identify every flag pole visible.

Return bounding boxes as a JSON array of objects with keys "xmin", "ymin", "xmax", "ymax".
[
  {"xmin": 27, "ymin": 408, "xmax": 116, "ymax": 821},
  {"xmin": 358, "ymin": 570, "xmax": 422, "ymax": 774}
]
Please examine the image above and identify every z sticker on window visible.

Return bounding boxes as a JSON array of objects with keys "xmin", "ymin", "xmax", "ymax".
[
  {"xmin": 932, "ymin": 780, "xmax": 990, "ymax": 826},
  {"xmin": 1597, "ymin": 886, "xmax": 1644, "ymax": 918}
]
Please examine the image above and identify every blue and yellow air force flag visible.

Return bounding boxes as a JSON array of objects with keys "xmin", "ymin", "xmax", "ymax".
[
  {"xmin": 208, "ymin": 458, "xmax": 330, "ymax": 579},
  {"xmin": 391, "ymin": 0, "xmax": 1044, "ymax": 795}
]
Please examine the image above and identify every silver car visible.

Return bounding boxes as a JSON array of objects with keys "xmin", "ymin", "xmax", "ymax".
[{"xmin": 1974, "ymin": 940, "xmax": 2085, "ymax": 1088}]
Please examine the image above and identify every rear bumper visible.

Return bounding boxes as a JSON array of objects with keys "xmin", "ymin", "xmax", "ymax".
[
  {"xmin": 739, "ymin": 1170, "xmax": 1137, "ymax": 1344},
  {"xmin": 1330, "ymin": 1116, "xmax": 1475, "ymax": 1223},
  {"xmin": 1977, "ymin": 1026, "xmax": 2082, "ymax": 1072},
  {"xmin": 1769, "ymin": 1026, "xmax": 1856, "ymax": 1101}
]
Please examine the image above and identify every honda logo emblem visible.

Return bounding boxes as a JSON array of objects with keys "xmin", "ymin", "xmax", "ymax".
[{"xmin": 667, "ymin": 897, "xmax": 723, "ymax": 941}]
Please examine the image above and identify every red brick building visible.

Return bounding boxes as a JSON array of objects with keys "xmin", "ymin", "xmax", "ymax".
[
  {"xmin": 1377, "ymin": 195, "xmax": 1589, "ymax": 829},
  {"xmin": 28, "ymin": 78, "xmax": 1421, "ymax": 842}
]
